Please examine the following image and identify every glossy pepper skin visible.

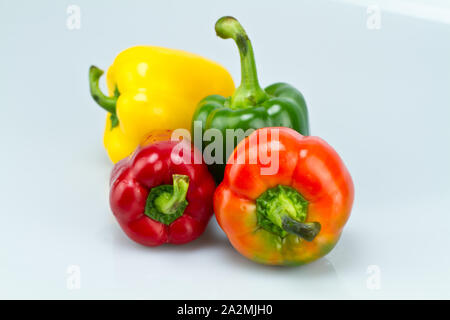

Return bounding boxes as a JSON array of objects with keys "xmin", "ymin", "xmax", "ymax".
[
  {"xmin": 192, "ymin": 17, "xmax": 309, "ymax": 183},
  {"xmin": 89, "ymin": 46, "xmax": 235, "ymax": 163},
  {"xmin": 110, "ymin": 137, "xmax": 216, "ymax": 246},
  {"xmin": 214, "ymin": 127, "xmax": 354, "ymax": 265}
]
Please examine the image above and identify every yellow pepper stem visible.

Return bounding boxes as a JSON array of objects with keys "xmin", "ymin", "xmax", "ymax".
[{"xmin": 89, "ymin": 65, "xmax": 119, "ymax": 129}]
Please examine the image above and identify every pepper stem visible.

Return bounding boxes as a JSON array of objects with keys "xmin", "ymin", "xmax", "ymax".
[
  {"xmin": 89, "ymin": 66, "xmax": 118, "ymax": 113},
  {"xmin": 215, "ymin": 16, "xmax": 268, "ymax": 109},
  {"xmin": 154, "ymin": 175, "xmax": 189, "ymax": 215},
  {"xmin": 144, "ymin": 175, "xmax": 190, "ymax": 225},
  {"xmin": 282, "ymin": 216, "xmax": 321, "ymax": 242},
  {"xmin": 256, "ymin": 185, "xmax": 321, "ymax": 241}
]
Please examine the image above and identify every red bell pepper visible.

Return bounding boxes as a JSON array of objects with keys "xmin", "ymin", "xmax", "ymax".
[
  {"xmin": 110, "ymin": 136, "xmax": 216, "ymax": 246},
  {"xmin": 214, "ymin": 127, "xmax": 354, "ymax": 265}
]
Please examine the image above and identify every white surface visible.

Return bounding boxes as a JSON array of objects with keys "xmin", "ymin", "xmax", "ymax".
[{"xmin": 1, "ymin": 0, "xmax": 450, "ymax": 299}]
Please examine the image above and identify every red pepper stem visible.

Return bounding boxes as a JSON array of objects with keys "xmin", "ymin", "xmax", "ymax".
[
  {"xmin": 154, "ymin": 175, "xmax": 189, "ymax": 215},
  {"xmin": 215, "ymin": 16, "xmax": 268, "ymax": 109}
]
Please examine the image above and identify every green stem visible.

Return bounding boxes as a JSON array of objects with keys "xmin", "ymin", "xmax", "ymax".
[
  {"xmin": 144, "ymin": 175, "xmax": 190, "ymax": 225},
  {"xmin": 215, "ymin": 16, "xmax": 268, "ymax": 109},
  {"xmin": 256, "ymin": 185, "xmax": 321, "ymax": 241},
  {"xmin": 282, "ymin": 216, "xmax": 321, "ymax": 242},
  {"xmin": 154, "ymin": 175, "xmax": 189, "ymax": 215},
  {"xmin": 89, "ymin": 65, "xmax": 118, "ymax": 115}
]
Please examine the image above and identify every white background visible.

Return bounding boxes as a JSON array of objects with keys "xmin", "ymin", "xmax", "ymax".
[{"xmin": 1, "ymin": 0, "xmax": 449, "ymax": 299}]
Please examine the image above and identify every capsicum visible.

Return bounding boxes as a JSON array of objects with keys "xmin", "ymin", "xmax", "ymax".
[
  {"xmin": 110, "ymin": 134, "xmax": 216, "ymax": 246},
  {"xmin": 192, "ymin": 17, "xmax": 309, "ymax": 183},
  {"xmin": 89, "ymin": 46, "xmax": 235, "ymax": 163},
  {"xmin": 214, "ymin": 127, "xmax": 354, "ymax": 265}
]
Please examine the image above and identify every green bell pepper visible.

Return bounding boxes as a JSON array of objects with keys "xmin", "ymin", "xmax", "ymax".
[{"xmin": 191, "ymin": 16, "xmax": 310, "ymax": 183}]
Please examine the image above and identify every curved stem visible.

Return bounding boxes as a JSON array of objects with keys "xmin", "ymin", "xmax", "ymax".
[
  {"xmin": 154, "ymin": 175, "xmax": 189, "ymax": 215},
  {"xmin": 282, "ymin": 216, "xmax": 321, "ymax": 242},
  {"xmin": 89, "ymin": 65, "xmax": 117, "ymax": 114},
  {"xmin": 215, "ymin": 16, "xmax": 268, "ymax": 109},
  {"xmin": 256, "ymin": 185, "xmax": 321, "ymax": 241}
]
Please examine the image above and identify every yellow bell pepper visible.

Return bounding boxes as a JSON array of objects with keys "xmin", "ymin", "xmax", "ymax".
[{"xmin": 89, "ymin": 46, "xmax": 235, "ymax": 163}]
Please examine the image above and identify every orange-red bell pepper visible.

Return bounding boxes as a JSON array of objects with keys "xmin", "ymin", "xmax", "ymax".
[{"xmin": 214, "ymin": 127, "xmax": 354, "ymax": 265}]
